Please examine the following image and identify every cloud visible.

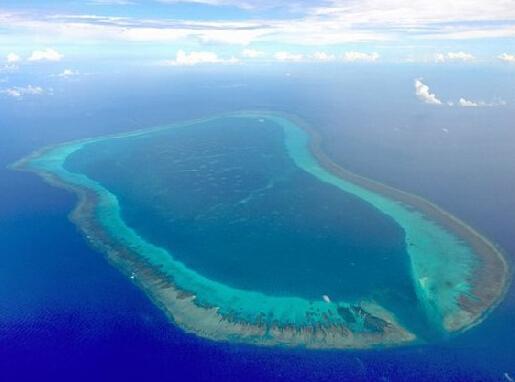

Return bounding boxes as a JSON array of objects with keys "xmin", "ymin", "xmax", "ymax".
[
  {"xmin": 458, "ymin": 97, "xmax": 506, "ymax": 107},
  {"xmin": 0, "ymin": 10, "xmax": 400, "ymax": 49},
  {"xmin": 458, "ymin": 98, "xmax": 479, "ymax": 107},
  {"xmin": 310, "ymin": 1, "xmax": 515, "ymax": 28},
  {"xmin": 0, "ymin": 85, "xmax": 45, "ymax": 98},
  {"xmin": 58, "ymin": 69, "xmax": 80, "ymax": 77},
  {"xmin": 90, "ymin": 0, "xmax": 135, "ymax": 4},
  {"xmin": 2, "ymin": 53, "xmax": 21, "ymax": 72},
  {"xmin": 274, "ymin": 51, "xmax": 304, "ymax": 62},
  {"xmin": 497, "ymin": 53, "xmax": 515, "ymax": 63},
  {"xmin": 156, "ymin": 0, "xmax": 277, "ymax": 10},
  {"xmin": 312, "ymin": 51, "xmax": 336, "ymax": 61},
  {"xmin": 164, "ymin": 50, "xmax": 238, "ymax": 66},
  {"xmin": 6, "ymin": 53, "xmax": 21, "ymax": 63},
  {"xmin": 2, "ymin": 1, "xmax": 515, "ymax": 49},
  {"xmin": 417, "ymin": 25, "xmax": 515, "ymax": 40},
  {"xmin": 241, "ymin": 48, "xmax": 265, "ymax": 58},
  {"xmin": 342, "ymin": 51, "xmax": 379, "ymax": 62},
  {"xmin": 435, "ymin": 51, "xmax": 474, "ymax": 63},
  {"xmin": 32, "ymin": 15, "xmax": 268, "ymax": 45},
  {"xmin": 414, "ymin": 79, "xmax": 442, "ymax": 105},
  {"xmin": 28, "ymin": 48, "xmax": 63, "ymax": 62},
  {"xmin": 195, "ymin": 28, "xmax": 266, "ymax": 45}
]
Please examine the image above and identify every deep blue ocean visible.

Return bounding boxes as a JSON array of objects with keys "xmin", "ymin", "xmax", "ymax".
[{"xmin": 1, "ymin": 64, "xmax": 514, "ymax": 381}]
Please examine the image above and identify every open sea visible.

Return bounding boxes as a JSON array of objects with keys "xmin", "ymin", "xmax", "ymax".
[{"xmin": 1, "ymin": 64, "xmax": 514, "ymax": 381}]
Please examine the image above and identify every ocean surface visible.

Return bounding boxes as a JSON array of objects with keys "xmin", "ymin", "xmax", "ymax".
[{"xmin": 1, "ymin": 64, "xmax": 514, "ymax": 381}]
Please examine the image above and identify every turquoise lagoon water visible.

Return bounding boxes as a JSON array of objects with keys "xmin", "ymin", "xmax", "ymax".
[
  {"xmin": 24, "ymin": 112, "xmax": 497, "ymax": 345},
  {"xmin": 65, "ymin": 117, "xmax": 413, "ymax": 301}
]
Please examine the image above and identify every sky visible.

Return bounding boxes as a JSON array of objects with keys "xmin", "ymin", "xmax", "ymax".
[
  {"xmin": 1, "ymin": 0, "xmax": 514, "ymax": 61},
  {"xmin": 0, "ymin": 0, "xmax": 514, "ymax": 103}
]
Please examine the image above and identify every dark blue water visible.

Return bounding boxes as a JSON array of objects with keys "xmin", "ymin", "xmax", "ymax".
[{"xmin": 1, "ymin": 65, "xmax": 514, "ymax": 381}]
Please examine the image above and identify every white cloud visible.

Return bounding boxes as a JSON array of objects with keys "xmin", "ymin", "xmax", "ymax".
[
  {"xmin": 435, "ymin": 54, "xmax": 447, "ymax": 63},
  {"xmin": 1, "ymin": 88, "xmax": 23, "ymax": 98},
  {"xmin": 0, "ymin": 64, "xmax": 17, "ymax": 73},
  {"xmin": 2, "ymin": 1, "xmax": 515, "ymax": 49},
  {"xmin": 90, "ymin": 0, "xmax": 135, "ymax": 4},
  {"xmin": 58, "ymin": 69, "xmax": 79, "ymax": 77},
  {"xmin": 120, "ymin": 27, "xmax": 193, "ymax": 42},
  {"xmin": 274, "ymin": 51, "xmax": 304, "ymax": 62},
  {"xmin": 241, "ymin": 48, "xmax": 265, "ymax": 58},
  {"xmin": 156, "ymin": 0, "xmax": 274, "ymax": 9},
  {"xmin": 306, "ymin": 1, "xmax": 515, "ymax": 43},
  {"xmin": 458, "ymin": 98, "xmax": 479, "ymax": 107},
  {"xmin": 28, "ymin": 48, "xmax": 63, "ymax": 62},
  {"xmin": 164, "ymin": 50, "xmax": 238, "ymax": 66},
  {"xmin": 414, "ymin": 79, "xmax": 442, "ymax": 105},
  {"xmin": 0, "ymin": 12, "xmax": 386, "ymax": 49},
  {"xmin": 435, "ymin": 51, "xmax": 474, "ymax": 63},
  {"xmin": 6, "ymin": 53, "xmax": 21, "ymax": 63},
  {"xmin": 457, "ymin": 97, "xmax": 506, "ymax": 107},
  {"xmin": 342, "ymin": 51, "xmax": 379, "ymax": 62},
  {"xmin": 447, "ymin": 51, "xmax": 474, "ymax": 61},
  {"xmin": 497, "ymin": 53, "xmax": 515, "ymax": 63},
  {"xmin": 312, "ymin": 51, "xmax": 336, "ymax": 61},
  {"xmin": 196, "ymin": 28, "xmax": 266, "ymax": 45},
  {"xmin": 0, "ymin": 85, "xmax": 44, "ymax": 98},
  {"xmin": 311, "ymin": 1, "xmax": 515, "ymax": 27},
  {"xmin": 422, "ymin": 26, "xmax": 515, "ymax": 40}
]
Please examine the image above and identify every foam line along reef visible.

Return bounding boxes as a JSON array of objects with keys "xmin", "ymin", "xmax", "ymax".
[{"xmin": 12, "ymin": 112, "xmax": 510, "ymax": 349}]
